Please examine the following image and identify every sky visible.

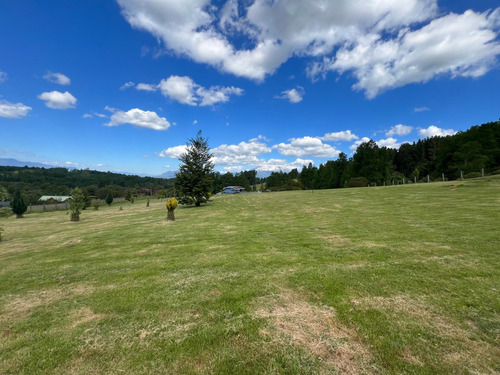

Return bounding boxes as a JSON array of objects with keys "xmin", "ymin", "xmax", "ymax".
[{"xmin": 1, "ymin": 0, "xmax": 499, "ymax": 177}]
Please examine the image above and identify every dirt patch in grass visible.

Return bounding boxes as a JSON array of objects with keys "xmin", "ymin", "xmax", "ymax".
[
  {"xmin": 254, "ymin": 290, "xmax": 378, "ymax": 374},
  {"xmin": 1, "ymin": 284, "xmax": 94, "ymax": 323},
  {"xmin": 352, "ymin": 295, "xmax": 500, "ymax": 372}
]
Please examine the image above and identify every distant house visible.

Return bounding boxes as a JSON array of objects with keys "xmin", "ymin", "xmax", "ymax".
[
  {"xmin": 223, "ymin": 186, "xmax": 246, "ymax": 194},
  {"xmin": 38, "ymin": 195, "xmax": 72, "ymax": 204}
]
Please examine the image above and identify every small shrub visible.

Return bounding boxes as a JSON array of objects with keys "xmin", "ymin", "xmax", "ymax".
[
  {"xmin": 348, "ymin": 177, "xmax": 369, "ymax": 188},
  {"xmin": 0, "ymin": 207, "xmax": 12, "ymax": 218},
  {"xmin": 105, "ymin": 190, "xmax": 114, "ymax": 206},
  {"xmin": 11, "ymin": 190, "xmax": 27, "ymax": 218},
  {"xmin": 69, "ymin": 187, "xmax": 86, "ymax": 222},
  {"xmin": 166, "ymin": 197, "xmax": 178, "ymax": 221},
  {"xmin": 92, "ymin": 202, "xmax": 100, "ymax": 210},
  {"xmin": 146, "ymin": 198, "xmax": 150, "ymax": 207},
  {"xmin": 0, "ymin": 227, "xmax": 3, "ymax": 242}
]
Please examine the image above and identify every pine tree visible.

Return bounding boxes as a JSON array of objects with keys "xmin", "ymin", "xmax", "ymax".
[
  {"xmin": 69, "ymin": 187, "xmax": 86, "ymax": 221},
  {"xmin": 11, "ymin": 190, "xmax": 27, "ymax": 218},
  {"xmin": 175, "ymin": 131, "xmax": 214, "ymax": 206},
  {"xmin": 105, "ymin": 190, "xmax": 114, "ymax": 206}
]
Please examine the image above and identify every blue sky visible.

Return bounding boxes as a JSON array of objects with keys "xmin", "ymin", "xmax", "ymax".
[{"xmin": 1, "ymin": 0, "xmax": 499, "ymax": 176}]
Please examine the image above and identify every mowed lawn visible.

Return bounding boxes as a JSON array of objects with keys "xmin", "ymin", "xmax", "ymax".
[{"xmin": 1, "ymin": 177, "xmax": 499, "ymax": 375}]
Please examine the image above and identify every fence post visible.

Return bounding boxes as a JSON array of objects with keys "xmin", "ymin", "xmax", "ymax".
[
  {"xmin": 427, "ymin": 175, "xmax": 430, "ymax": 183},
  {"xmin": 442, "ymin": 173, "xmax": 445, "ymax": 182},
  {"xmin": 461, "ymin": 171, "xmax": 464, "ymax": 180},
  {"xmin": 482, "ymin": 168, "xmax": 485, "ymax": 178}
]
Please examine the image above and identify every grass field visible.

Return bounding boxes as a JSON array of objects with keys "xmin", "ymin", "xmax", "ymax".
[{"xmin": 1, "ymin": 177, "xmax": 499, "ymax": 374}]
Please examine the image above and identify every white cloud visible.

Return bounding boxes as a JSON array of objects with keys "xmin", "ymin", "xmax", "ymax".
[
  {"xmin": 255, "ymin": 158, "xmax": 314, "ymax": 172},
  {"xmin": 106, "ymin": 108, "xmax": 170, "ymax": 130},
  {"xmin": 136, "ymin": 83, "xmax": 157, "ymax": 91},
  {"xmin": 376, "ymin": 137, "xmax": 400, "ymax": 149},
  {"xmin": 43, "ymin": 72, "xmax": 71, "ymax": 85},
  {"xmin": 120, "ymin": 81, "xmax": 135, "ymax": 90},
  {"xmin": 158, "ymin": 145, "xmax": 187, "ymax": 159},
  {"xmin": 418, "ymin": 125, "xmax": 456, "ymax": 138},
  {"xmin": 213, "ymin": 140, "xmax": 272, "ymax": 166},
  {"xmin": 117, "ymin": 0, "xmax": 500, "ymax": 96},
  {"xmin": 414, "ymin": 106, "xmax": 430, "ymax": 112},
  {"xmin": 83, "ymin": 113, "xmax": 93, "ymax": 118},
  {"xmin": 0, "ymin": 100, "xmax": 32, "ymax": 118},
  {"xmin": 311, "ymin": 9, "xmax": 500, "ymax": 98},
  {"xmin": 157, "ymin": 75, "xmax": 243, "ymax": 106},
  {"xmin": 275, "ymin": 87, "xmax": 304, "ymax": 103},
  {"xmin": 350, "ymin": 137, "xmax": 371, "ymax": 150},
  {"xmin": 193, "ymin": 120, "xmax": 198, "ymax": 125},
  {"xmin": 0, "ymin": 70, "xmax": 7, "ymax": 83},
  {"xmin": 117, "ymin": 0, "xmax": 439, "ymax": 81},
  {"xmin": 321, "ymin": 130, "xmax": 358, "ymax": 142},
  {"xmin": 83, "ymin": 112, "xmax": 108, "ymax": 119},
  {"xmin": 386, "ymin": 124, "xmax": 413, "ymax": 137},
  {"xmin": 38, "ymin": 91, "xmax": 77, "ymax": 109},
  {"xmin": 274, "ymin": 136, "xmax": 340, "ymax": 158},
  {"xmin": 249, "ymin": 135, "xmax": 270, "ymax": 142}
]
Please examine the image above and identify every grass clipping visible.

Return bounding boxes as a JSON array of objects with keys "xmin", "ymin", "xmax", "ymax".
[{"xmin": 254, "ymin": 290, "xmax": 377, "ymax": 374}]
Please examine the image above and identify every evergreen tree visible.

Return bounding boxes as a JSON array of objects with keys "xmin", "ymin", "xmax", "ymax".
[
  {"xmin": 69, "ymin": 187, "xmax": 86, "ymax": 221},
  {"xmin": 105, "ymin": 190, "xmax": 114, "ymax": 206},
  {"xmin": 175, "ymin": 131, "xmax": 214, "ymax": 206},
  {"xmin": 11, "ymin": 190, "xmax": 27, "ymax": 218}
]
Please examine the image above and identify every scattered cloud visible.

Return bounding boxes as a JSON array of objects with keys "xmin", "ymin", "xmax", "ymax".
[
  {"xmin": 0, "ymin": 100, "xmax": 32, "ymax": 118},
  {"xmin": 386, "ymin": 124, "xmax": 413, "ymax": 137},
  {"xmin": 213, "ymin": 139, "xmax": 272, "ymax": 166},
  {"xmin": 136, "ymin": 83, "xmax": 157, "ymax": 91},
  {"xmin": 106, "ymin": 108, "xmax": 170, "ymax": 130},
  {"xmin": 274, "ymin": 136, "xmax": 340, "ymax": 158},
  {"xmin": 65, "ymin": 161, "xmax": 79, "ymax": 167},
  {"xmin": 414, "ymin": 106, "xmax": 430, "ymax": 112},
  {"xmin": 120, "ymin": 81, "xmax": 135, "ymax": 90},
  {"xmin": 83, "ymin": 113, "xmax": 93, "ymax": 118},
  {"xmin": 193, "ymin": 120, "xmax": 198, "ymax": 125},
  {"xmin": 321, "ymin": 130, "xmax": 358, "ymax": 142},
  {"xmin": 376, "ymin": 137, "xmax": 400, "ymax": 149},
  {"xmin": 158, "ymin": 145, "xmax": 187, "ymax": 159},
  {"xmin": 275, "ymin": 86, "xmax": 304, "ymax": 103},
  {"xmin": 350, "ymin": 137, "xmax": 371, "ymax": 150},
  {"xmin": 38, "ymin": 91, "xmax": 77, "ymax": 109},
  {"xmin": 254, "ymin": 158, "xmax": 314, "ymax": 173},
  {"xmin": 117, "ymin": 1, "xmax": 500, "ymax": 96},
  {"xmin": 418, "ymin": 125, "xmax": 457, "ymax": 138},
  {"xmin": 43, "ymin": 72, "xmax": 71, "ymax": 85},
  {"xmin": 249, "ymin": 135, "xmax": 270, "ymax": 142},
  {"xmin": 0, "ymin": 70, "xmax": 7, "ymax": 83},
  {"xmin": 156, "ymin": 75, "xmax": 243, "ymax": 106},
  {"xmin": 83, "ymin": 112, "xmax": 108, "ymax": 119}
]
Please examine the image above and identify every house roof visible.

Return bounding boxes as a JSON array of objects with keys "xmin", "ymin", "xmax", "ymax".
[
  {"xmin": 38, "ymin": 195, "xmax": 72, "ymax": 202},
  {"xmin": 224, "ymin": 186, "xmax": 245, "ymax": 189}
]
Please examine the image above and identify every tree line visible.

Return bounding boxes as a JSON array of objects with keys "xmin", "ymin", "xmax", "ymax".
[{"xmin": 265, "ymin": 120, "xmax": 500, "ymax": 190}]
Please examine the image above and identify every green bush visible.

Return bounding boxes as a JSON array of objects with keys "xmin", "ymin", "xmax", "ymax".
[
  {"xmin": 348, "ymin": 177, "xmax": 370, "ymax": 188},
  {"xmin": 0, "ymin": 207, "xmax": 12, "ymax": 218}
]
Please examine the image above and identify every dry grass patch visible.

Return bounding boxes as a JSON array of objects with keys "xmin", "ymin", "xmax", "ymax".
[
  {"xmin": 69, "ymin": 307, "xmax": 103, "ymax": 328},
  {"xmin": 1, "ymin": 284, "xmax": 94, "ymax": 323},
  {"xmin": 254, "ymin": 290, "xmax": 378, "ymax": 374}
]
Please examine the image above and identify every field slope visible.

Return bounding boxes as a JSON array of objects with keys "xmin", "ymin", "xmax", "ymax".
[{"xmin": 1, "ymin": 177, "xmax": 499, "ymax": 374}]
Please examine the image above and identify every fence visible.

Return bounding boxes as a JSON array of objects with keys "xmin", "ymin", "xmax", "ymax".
[{"xmin": 27, "ymin": 197, "xmax": 126, "ymax": 213}]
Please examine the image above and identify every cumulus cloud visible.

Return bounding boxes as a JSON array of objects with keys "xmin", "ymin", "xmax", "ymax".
[
  {"xmin": 376, "ymin": 137, "xmax": 400, "ymax": 149},
  {"xmin": 212, "ymin": 140, "xmax": 272, "ymax": 166},
  {"xmin": 350, "ymin": 137, "xmax": 371, "ymax": 150},
  {"xmin": 418, "ymin": 125, "xmax": 457, "ymax": 138},
  {"xmin": 120, "ymin": 81, "xmax": 135, "ymax": 90},
  {"xmin": 0, "ymin": 70, "xmax": 7, "ymax": 83},
  {"xmin": 117, "ymin": 0, "xmax": 500, "ymax": 96},
  {"xmin": 274, "ymin": 136, "xmax": 340, "ymax": 158},
  {"xmin": 275, "ymin": 86, "xmax": 304, "ymax": 103},
  {"xmin": 386, "ymin": 124, "xmax": 413, "ymax": 137},
  {"xmin": 43, "ymin": 72, "xmax": 71, "ymax": 85},
  {"xmin": 310, "ymin": 9, "xmax": 500, "ymax": 97},
  {"xmin": 0, "ymin": 100, "xmax": 32, "ymax": 118},
  {"xmin": 158, "ymin": 145, "xmax": 188, "ymax": 159},
  {"xmin": 106, "ymin": 108, "xmax": 170, "ymax": 130},
  {"xmin": 157, "ymin": 75, "xmax": 243, "ymax": 106},
  {"xmin": 321, "ymin": 130, "xmax": 358, "ymax": 142},
  {"xmin": 38, "ymin": 91, "xmax": 77, "ymax": 109}
]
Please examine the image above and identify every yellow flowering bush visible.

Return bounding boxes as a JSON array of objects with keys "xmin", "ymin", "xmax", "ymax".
[{"xmin": 166, "ymin": 197, "xmax": 178, "ymax": 221}]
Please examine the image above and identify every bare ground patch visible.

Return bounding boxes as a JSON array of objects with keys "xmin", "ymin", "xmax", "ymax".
[
  {"xmin": 254, "ymin": 290, "xmax": 378, "ymax": 374},
  {"xmin": 352, "ymin": 295, "xmax": 500, "ymax": 372}
]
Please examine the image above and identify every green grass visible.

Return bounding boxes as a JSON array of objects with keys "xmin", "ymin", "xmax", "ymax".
[{"xmin": 1, "ymin": 177, "xmax": 499, "ymax": 374}]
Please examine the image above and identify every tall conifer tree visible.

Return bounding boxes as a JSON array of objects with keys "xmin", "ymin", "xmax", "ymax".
[
  {"xmin": 175, "ymin": 131, "xmax": 214, "ymax": 206},
  {"xmin": 11, "ymin": 190, "xmax": 27, "ymax": 218}
]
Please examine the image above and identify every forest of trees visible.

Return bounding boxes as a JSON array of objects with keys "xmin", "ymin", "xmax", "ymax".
[{"xmin": 0, "ymin": 120, "xmax": 498, "ymax": 203}]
